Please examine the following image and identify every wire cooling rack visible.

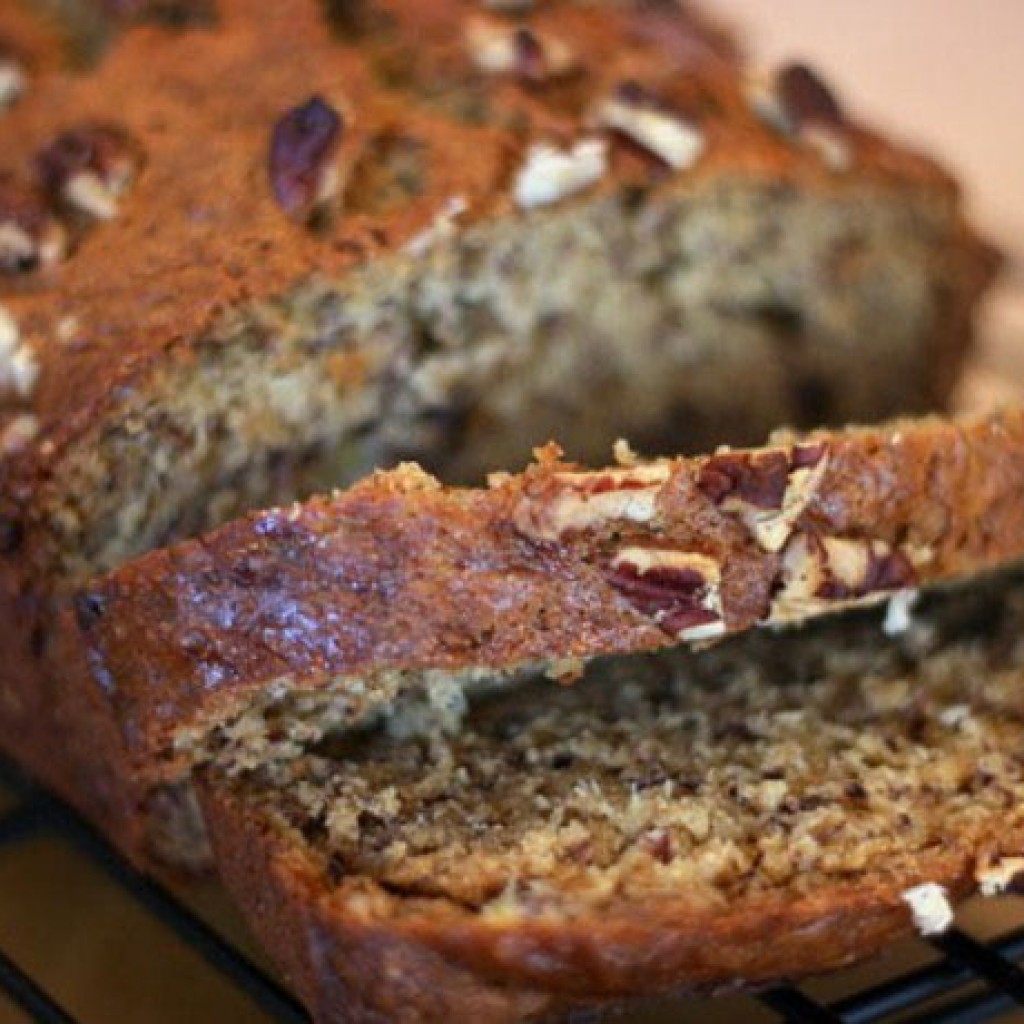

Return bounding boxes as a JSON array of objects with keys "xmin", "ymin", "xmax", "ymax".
[{"xmin": 3, "ymin": 757, "xmax": 1024, "ymax": 1023}]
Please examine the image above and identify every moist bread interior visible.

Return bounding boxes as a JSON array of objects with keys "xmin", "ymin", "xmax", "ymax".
[
  {"xmin": 53, "ymin": 179, "xmax": 969, "ymax": 581},
  {"xmin": 206, "ymin": 571, "xmax": 1024, "ymax": 916}
]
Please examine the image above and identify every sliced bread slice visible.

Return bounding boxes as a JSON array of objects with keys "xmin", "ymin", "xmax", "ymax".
[
  {"xmin": 199, "ymin": 568, "xmax": 1024, "ymax": 1022},
  {"xmin": 79, "ymin": 408, "xmax": 1024, "ymax": 789}
]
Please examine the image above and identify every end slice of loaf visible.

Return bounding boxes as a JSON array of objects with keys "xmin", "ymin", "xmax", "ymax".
[
  {"xmin": 199, "ymin": 569, "xmax": 1024, "ymax": 1022},
  {"xmin": 79, "ymin": 408, "xmax": 1024, "ymax": 786}
]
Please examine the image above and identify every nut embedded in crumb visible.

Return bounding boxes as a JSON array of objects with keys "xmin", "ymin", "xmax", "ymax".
[
  {"xmin": 5, "ymin": 345, "xmax": 38, "ymax": 400},
  {"xmin": 514, "ymin": 461, "xmax": 671, "ymax": 541},
  {"xmin": 0, "ymin": 176, "xmax": 66, "ymax": 273},
  {"xmin": 0, "ymin": 304, "xmax": 17, "ymax": 359},
  {"xmin": 777, "ymin": 63, "xmax": 845, "ymax": 131},
  {"xmin": 269, "ymin": 96, "xmax": 345, "ymax": 225},
  {"xmin": 593, "ymin": 82, "xmax": 705, "ymax": 171},
  {"xmin": 513, "ymin": 139, "xmax": 608, "ymax": 209},
  {"xmin": 607, "ymin": 546, "xmax": 725, "ymax": 641},
  {"xmin": 743, "ymin": 70, "xmax": 789, "ymax": 133},
  {"xmin": 0, "ymin": 49, "xmax": 27, "ymax": 111},
  {"xmin": 770, "ymin": 533, "xmax": 918, "ymax": 624},
  {"xmin": 698, "ymin": 442, "xmax": 828, "ymax": 553},
  {"xmin": 747, "ymin": 62, "xmax": 853, "ymax": 171},
  {"xmin": 36, "ymin": 124, "xmax": 143, "ymax": 222},
  {"xmin": 976, "ymin": 857, "xmax": 1024, "ymax": 897},
  {"xmin": 465, "ymin": 18, "xmax": 576, "ymax": 82},
  {"xmin": 801, "ymin": 125, "xmax": 853, "ymax": 173},
  {"xmin": 0, "ymin": 413, "xmax": 39, "ymax": 457},
  {"xmin": 0, "ymin": 305, "xmax": 39, "ymax": 401},
  {"xmin": 901, "ymin": 882, "xmax": 953, "ymax": 936}
]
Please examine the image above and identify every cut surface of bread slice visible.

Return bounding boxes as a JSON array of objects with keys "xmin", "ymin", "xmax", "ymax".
[{"xmin": 201, "ymin": 569, "xmax": 1024, "ymax": 1022}]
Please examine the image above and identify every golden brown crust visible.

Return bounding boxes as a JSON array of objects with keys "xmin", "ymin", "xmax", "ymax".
[{"xmin": 80, "ymin": 408, "xmax": 1024, "ymax": 783}]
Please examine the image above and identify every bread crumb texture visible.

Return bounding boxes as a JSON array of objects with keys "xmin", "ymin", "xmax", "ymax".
[{"xmin": 217, "ymin": 572, "xmax": 1024, "ymax": 917}]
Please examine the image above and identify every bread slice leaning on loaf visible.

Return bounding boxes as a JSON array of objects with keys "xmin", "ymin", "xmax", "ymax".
[{"xmin": 74, "ymin": 410, "xmax": 1024, "ymax": 860}]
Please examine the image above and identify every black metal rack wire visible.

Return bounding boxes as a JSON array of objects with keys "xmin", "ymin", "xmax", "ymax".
[{"xmin": 3, "ymin": 757, "xmax": 1024, "ymax": 1024}]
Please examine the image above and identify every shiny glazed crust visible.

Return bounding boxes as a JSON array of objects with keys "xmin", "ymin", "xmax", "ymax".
[{"xmin": 80, "ymin": 408, "xmax": 1024, "ymax": 784}]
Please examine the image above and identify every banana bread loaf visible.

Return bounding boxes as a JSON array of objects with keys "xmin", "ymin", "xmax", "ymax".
[
  {"xmin": 0, "ymin": 0, "xmax": 999, "ymax": 868},
  {"xmin": 72, "ymin": 408, "xmax": 1024, "ymax": 872}
]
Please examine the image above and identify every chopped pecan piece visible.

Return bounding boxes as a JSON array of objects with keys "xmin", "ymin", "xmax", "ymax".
[
  {"xmin": 465, "ymin": 18, "xmax": 576, "ymax": 82},
  {"xmin": 747, "ymin": 62, "xmax": 852, "ymax": 171},
  {"xmin": 818, "ymin": 536, "xmax": 917, "ymax": 600},
  {"xmin": 800, "ymin": 125, "xmax": 852, "ymax": 172},
  {"xmin": 770, "ymin": 533, "xmax": 918, "ymax": 623},
  {"xmin": 0, "ymin": 176, "xmax": 66, "ymax": 274},
  {"xmin": 699, "ymin": 442, "xmax": 828, "ymax": 552},
  {"xmin": 0, "ymin": 305, "xmax": 39, "ymax": 400},
  {"xmin": 36, "ymin": 124, "xmax": 143, "ymax": 222},
  {"xmin": 0, "ymin": 305, "xmax": 15, "ymax": 352},
  {"xmin": 0, "ymin": 413, "xmax": 39, "ymax": 457},
  {"xmin": 777, "ymin": 63, "xmax": 845, "ymax": 130},
  {"xmin": 513, "ymin": 138, "xmax": 607, "ymax": 209},
  {"xmin": 269, "ymin": 96, "xmax": 344, "ymax": 225},
  {"xmin": 593, "ymin": 81, "xmax": 705, "ymax": 170},
  {"xmin": 0, "ymin": 42, "xmax": 27, "ymax": 111},
  {"xmin": 607, "ymin": 546, "xmax": 725, "ymax": 642},
  {"xmin": 698, "ymin": 448, "xmax": 790, "ymax": 508},
  {"xmin": 514, "ymin": 462, "xmax": 671, "ymax": 541},
  {"xmin": 977, "ymin": 857, "xmax": 1024, "ymax": 897}
]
